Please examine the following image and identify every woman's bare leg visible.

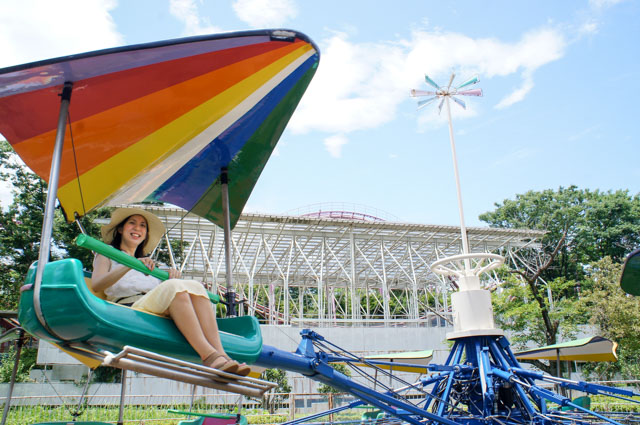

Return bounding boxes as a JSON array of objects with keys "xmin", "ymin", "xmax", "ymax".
[
  {"xmin": 190, "ymin": 294, "xmax": 226, "ymax": 354},
  {"xmin": 169, "ymin": 292, "xmax": 220, "ymax": 362},
  {"xmin": 190, "ymin": 294, "xmax": 251, "ymax": 376}
]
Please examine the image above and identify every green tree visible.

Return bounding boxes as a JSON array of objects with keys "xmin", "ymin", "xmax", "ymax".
[
  {"xmin": 575, "ymin": 191, "xmax": 640, "ymax": 264},
  {"xmin": 261, "ymin": 368, "xmax": 291, "ymax": 414},
  {"xmin": 155, "ymin": 238, "xmax": 189, "ymax": 268},
  {"xmin": 54, "ymin": 207, "xmax": 111, "ymax": 269},
  {"xmin": 481, "ymin": 186, "xmax": 640, "ymax": 355},
  {"xmin": 480, "ymin": 186, "xmax": 640, "ymax": 281},
  {"xmin": 581, "ymin": 257, "xmax": 640, "ymax": 381},
  {"xmin": 0, "ymin": 345, "xmax": 38, "ymax": 383},
  {"xmin": 0, "ymin": 140, "xmax": 110, "ymax": 309},
  {"xmin": 0, "ymin": 140, "xmax": 49, "ymax": 309},
  {"xmin": 491, "ymin": 274, "xmax": 589, "ymax": 374},
  {"xmin": 91, "ymin": 366, "xmax": 122, "ymax": 383},
  {"xmin": 318, "ymin": 363, "xmax": 351, "ymax": 394}
]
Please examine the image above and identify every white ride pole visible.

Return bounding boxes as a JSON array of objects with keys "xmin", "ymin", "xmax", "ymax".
[
  {"xmin": 411, "ymin": 74, "xmax": 505, "ymax": 338},
  {"xmin": 444, "ymin": 96, "xmax": 471, "ymax": 270}
]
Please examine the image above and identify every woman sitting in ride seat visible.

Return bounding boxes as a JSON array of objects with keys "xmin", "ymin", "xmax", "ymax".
[{"xmin": 91, "ymin": 207, "xmax": 250, "ymax": 376}]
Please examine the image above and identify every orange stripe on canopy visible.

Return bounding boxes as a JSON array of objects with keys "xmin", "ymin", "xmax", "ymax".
[
  {"xmin": 0, "ymin": 30, "xmax": 320, "ymax": 227},
  {"xmin": 3, "ymin": 41, "xmax": 291, "ymax": 144},
  {"xmin": 11, "ymin": 41, "xmax": 306, "ymax": 189}
]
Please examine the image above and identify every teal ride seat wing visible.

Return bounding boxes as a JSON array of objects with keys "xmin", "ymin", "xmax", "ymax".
[
  {"xmin": 18, "ymin": 259, "xmax": 262, "ymax": 365},
  {"xmin": 169, "ymin": 409, "xmax": 248, "ymax": 425}
]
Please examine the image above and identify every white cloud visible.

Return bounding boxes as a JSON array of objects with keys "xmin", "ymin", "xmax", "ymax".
[
  {"xmin": 0, "ymin": 0, "xmax": 122, "ymax": 68},
  {"xmin": 290, "ymin": 26, "xmax": 566, "ymax": 141},
  {"xmin": 579, "ymin": 19, "xmax": 600, "ymax": 35},
  {"xmin": 495, "ymin": 74, "xmax": 534, "ymax": 109},
  {"xmin": 0, "ymin": 1, "xmax": 122, "ymax": 203},
  {"xmin": 574, "ymin": 0, "xmax": 627, "ymax": 40},
  {"xmin": 232, "ymin": 0, "xmax": 298, "ymax": 28},
  {"xmin": 169, "ymin": 0, "xmax": 222, "ymax": 36},
  {"xmin": 568, "ymin": 125, "xmax": 600, "ymax": 142},
  {"xmin": 491, "ymin": 147, "xmax": 537, "ymax": 167},
  {"xmin": 589, "ymin": 0, "xmax": 626, "ymax": 9},
  {"xmin": 324, "ymin": 134, "xmax": 348, "ymax": 158},
  {"xmin": 290, "ymin": 32, "xmax": 410, "ymax": 135}
]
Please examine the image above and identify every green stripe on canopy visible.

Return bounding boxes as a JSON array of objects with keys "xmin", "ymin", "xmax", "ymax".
[{"xmin": 514, "ymin": 336, "xmax": 617, "ymax": 362}]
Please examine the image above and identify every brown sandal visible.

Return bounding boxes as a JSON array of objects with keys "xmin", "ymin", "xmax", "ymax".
[
  {"xmin": 203, "ymin": 352, "xmax": 238, "ymax": 373},
  {"xmin": 223, "ymin": 355, "xmax": 251, "ymax": 376},
  {"xmin": 235, "ymin": 363, "xmax": 251, "ymax": 376}
]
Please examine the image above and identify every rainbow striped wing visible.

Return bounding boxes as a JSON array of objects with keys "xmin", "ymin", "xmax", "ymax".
[{"xmin": 0, "ymin": 30, "xmax": 319, "ymax": 228}]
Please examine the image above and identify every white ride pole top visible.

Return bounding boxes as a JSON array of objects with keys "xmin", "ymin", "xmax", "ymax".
[{"xmin": 431, "ymin": 253, "xmax": 505, "ymax": 339}]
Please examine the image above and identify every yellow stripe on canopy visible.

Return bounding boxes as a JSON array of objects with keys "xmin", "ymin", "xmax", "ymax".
[
  {"xmin": 56, "ymin": 43, "xmax": 313, "ymax": 216},
  {"xmin": 1, "ymin": 30, "xmax": 320, "ymax": 227}
]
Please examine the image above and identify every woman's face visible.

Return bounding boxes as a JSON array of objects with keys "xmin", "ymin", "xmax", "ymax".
[{"xmin": 118, "ymin": 214, "xmax": 148, "ymax": 248}]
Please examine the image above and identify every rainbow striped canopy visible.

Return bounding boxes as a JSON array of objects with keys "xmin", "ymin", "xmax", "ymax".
[{"xmin": 0, "ymin": 29, "xmax": 319, "ymax": 228}]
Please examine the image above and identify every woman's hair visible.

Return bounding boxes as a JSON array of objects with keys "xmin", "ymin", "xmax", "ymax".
[{"xmin": 109, "ymin": 215, "xmax": 148, "ymax": 258}]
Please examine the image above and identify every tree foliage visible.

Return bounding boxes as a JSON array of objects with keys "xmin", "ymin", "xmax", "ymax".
[
  {"xmin": 0, "ymin": 141, "xmax": 49, "ymax": 309},
  {"xmin": 0, "ymin": 345, "xmax": 38, "ymax": 383},
  {"xmin": 493, "ymin": 275, "xmax": 588, "ymax": 349},
  {"xmin": 91, "ymin": 366, "xmax": 122, "ymax": 383},
  {"xmin": 483, "ymin": 186, "xmax": 640, "ymax": 375},
  {"xmin": 480, "ymin": 186, "xmax": 640, "ymax": 281},
  {"xmin": 581, "ymin": 257, "xmax": 640, "ymax": 381},
  {"xmin": 0, "ymin": 140, "xmax": 108, "ymax": 310},
  {"xmin": 492, "ymin": 273, "xmax": 590, "ymax": 374},
  {"xmin": 261, "ymin": 368, "xmax": 291, "ymax": 414}
]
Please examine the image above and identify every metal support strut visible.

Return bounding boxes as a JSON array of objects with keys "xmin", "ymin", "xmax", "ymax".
[
  {"xmin": 0, "ymin": 330, "xmax": 25, "ymax": 425},
  {"xmin": 220, "ymin": 167, "xmax": 237, "ymax": 316},
  {"xmin": 33, "ymin": 81, "xmax": 73, "ymax": 337}
]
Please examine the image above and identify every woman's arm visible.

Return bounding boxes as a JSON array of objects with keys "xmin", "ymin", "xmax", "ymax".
[
  {"xmin": 91, "ymin": 254, "xmax": 132, "ymax": 293},
  {"xmin": 91, "ymin": 255, "xmax": 162, "ymax": 292}
]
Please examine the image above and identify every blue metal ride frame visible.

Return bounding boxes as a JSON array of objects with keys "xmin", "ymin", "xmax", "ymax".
[{"xmin": 256, "ymin": 329, "xmax": 640, "ymax": 425}]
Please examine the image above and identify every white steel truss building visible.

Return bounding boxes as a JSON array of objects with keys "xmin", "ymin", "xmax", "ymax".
[{"xmin": 144, "ymin": 205, "xmax": 544, "ymax": 328}]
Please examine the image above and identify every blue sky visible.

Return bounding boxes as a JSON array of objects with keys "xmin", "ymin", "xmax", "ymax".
[{"xmin": 1, "ymin": 0, "xmax": 638, "ymax": 226}]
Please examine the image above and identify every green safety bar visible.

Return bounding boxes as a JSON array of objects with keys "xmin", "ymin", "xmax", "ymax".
[{"xmin": 75, "ymin": 234, "xmax": 220, "ymax": 303}]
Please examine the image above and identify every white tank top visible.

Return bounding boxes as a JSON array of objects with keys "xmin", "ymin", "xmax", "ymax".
[{"xmin": 94, "ymin": 254, "xmax": 161, "ymax": 301}]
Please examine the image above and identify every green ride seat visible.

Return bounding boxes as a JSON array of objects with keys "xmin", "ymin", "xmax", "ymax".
[
  {"xmin": 18, "ymin": 259, "xmax": 262, "ymax": 365},
  {"xmin": 560, "ymin": 395, "xmax": 591, "ymax": 411},
  {"xmin": 169, "ymin": 409, "xmax": 248, "ymax": 425},
  {"xmin": 361, "ymin": 410, "xmax": 382, "ymax": 424}
]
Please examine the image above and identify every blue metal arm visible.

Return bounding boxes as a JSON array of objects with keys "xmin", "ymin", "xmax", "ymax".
[
  {"xmin": 511, "ymin": 367, "xmax": 640, "ymax": 400},
  {"xmin": 324, "ymin": 354, "xmax": 430, "ymax": 373},
  {"xmin": 528, "ymin": 386, "xmax": 623, "ymax": 425},
  {"xmin": 281, "ymin": 399, "xmax": 366, "ymax": 425},
  {"xmin": 256, "ymin": 334, "xmax": 460, "ymax": 425}
]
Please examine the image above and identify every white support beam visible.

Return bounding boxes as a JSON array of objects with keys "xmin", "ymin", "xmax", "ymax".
[
  {"xmin": 140, "ymin": 206, "xmax": 543, "ymax": 326},
  {"xmin": 380, "ymin": 240, "xmax": 390, "ymax": 324}
]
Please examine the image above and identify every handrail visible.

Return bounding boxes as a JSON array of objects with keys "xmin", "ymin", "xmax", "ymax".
[{"xmin": 76, "ymin": 234, "xmax": 220, "ymax": 303}]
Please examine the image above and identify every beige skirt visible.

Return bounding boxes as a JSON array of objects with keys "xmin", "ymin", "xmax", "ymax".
[{"xmin": 131, "ymin": 279, "xmax": 209, "ymax": 316}]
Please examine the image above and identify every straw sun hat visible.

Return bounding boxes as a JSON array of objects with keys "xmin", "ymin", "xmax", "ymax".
[{"xmin": 101, "ymin": 207, "xmax": 165, "ymax": 255}]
